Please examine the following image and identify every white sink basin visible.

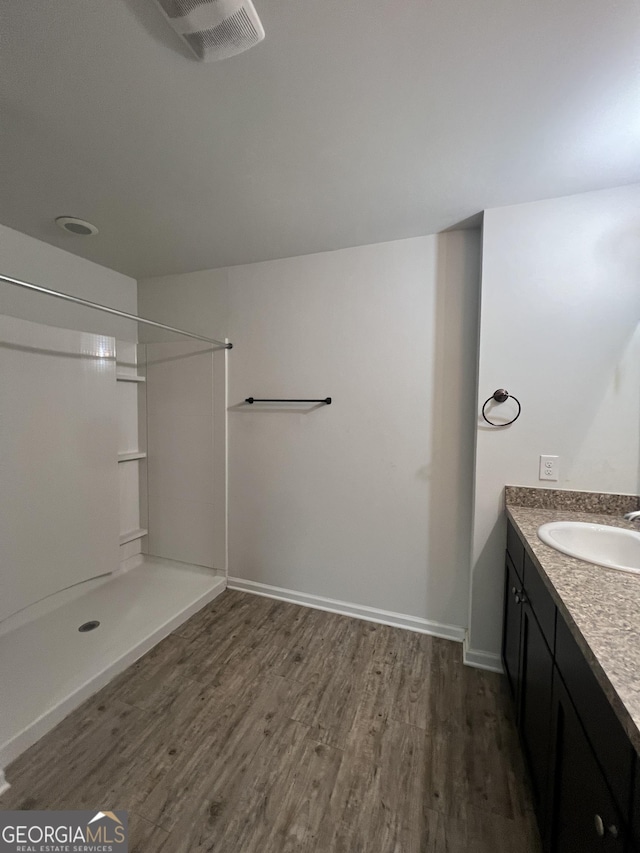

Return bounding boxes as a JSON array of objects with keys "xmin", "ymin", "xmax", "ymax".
[{"xmin": 537, "ymin": 522, "xmax": 640, "ymax": 575}]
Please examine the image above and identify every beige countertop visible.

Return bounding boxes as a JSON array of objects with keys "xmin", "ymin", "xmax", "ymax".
[{"xmin": 506, "ymin": 503, "xmax": 640, "ymax": 755}]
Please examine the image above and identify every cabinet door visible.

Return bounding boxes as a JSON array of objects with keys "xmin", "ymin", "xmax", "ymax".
[
  {"xmin": 502, "ymin": 555, "xmax": 523, "ymax": 704},
  {"xmin": 631, "ymin": 759, "xmax": 640, "ymax": 853},
  {"xmin": 519, "ymin": 602, "xmax": 553, "ymax": 827},
  {"xmin": 555, "ymin": 615, "xmax": 633, "ymax": 814},
  {"xmin": 549, "ymin": 674, "xmax": 627, "ymax": 853}
]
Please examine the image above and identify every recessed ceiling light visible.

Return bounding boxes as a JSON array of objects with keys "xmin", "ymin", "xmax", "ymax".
[{"xmin": 55, "ymin": 216, "xmax": 99, "ymax": 236}]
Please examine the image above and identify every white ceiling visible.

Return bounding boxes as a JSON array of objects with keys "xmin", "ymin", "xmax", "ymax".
[{"xmin": 2, "ymin": 0, "xmax": 639, "ymax": 278}]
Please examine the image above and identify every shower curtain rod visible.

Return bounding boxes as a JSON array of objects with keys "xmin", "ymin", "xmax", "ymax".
[{"xmin": 0, "ymin": 273, "xmax": 232, "ymax": 349}]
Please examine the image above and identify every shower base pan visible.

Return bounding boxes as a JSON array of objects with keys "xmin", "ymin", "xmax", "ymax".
[{"xmin": 0, "ymin": 556, "xmax": 225, "ymax": 790}]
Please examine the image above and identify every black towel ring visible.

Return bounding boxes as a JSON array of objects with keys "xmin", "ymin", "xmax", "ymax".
[{"xmin": 482, "ymin": 389, "xmax": 521, "ymax": 427}]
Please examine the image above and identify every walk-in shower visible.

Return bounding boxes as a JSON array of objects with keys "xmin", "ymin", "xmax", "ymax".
[{"xmin": 0, "ymin": 272, "xmax": 231, "ymax": 793}]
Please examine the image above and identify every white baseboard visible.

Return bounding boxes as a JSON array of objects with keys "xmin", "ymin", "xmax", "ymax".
[
  {"xmin": 462, "ymin": 636, "xmax": 504, "ymax": 673},
  {"xmin": 227, "ymin": 577, "xmax": 466, "ymax": 642},
  {"xmin": 0, "ymin": 769, "xmax": 9, "ymax": 796}
]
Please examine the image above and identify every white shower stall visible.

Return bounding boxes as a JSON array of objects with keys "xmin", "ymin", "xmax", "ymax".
[{"xmin": 0, "ymin": 276, "xmax": 229, "ymax": 790}]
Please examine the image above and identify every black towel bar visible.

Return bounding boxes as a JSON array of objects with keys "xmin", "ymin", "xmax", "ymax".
[{"xmin": 245, "ymin": 397, "xmax": 332, "ymax": 405}]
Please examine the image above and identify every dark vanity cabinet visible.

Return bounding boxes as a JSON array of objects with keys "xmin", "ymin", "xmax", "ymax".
[
  {"xmin": 518, "ymin": 593, "xmax": 554, "ymax": 824},
  {"xmin": 633, "ymin": 764, "xmax": 640, "ymax": 848},
  {"xmin": 502, "ymin": 555, "xmax": 522, "ymax": 701},
  {"xmin": 502, "ymin": 528, "xmax": 554, "ymax": 827},
  {"xmin": 549, "ymin": 674, "xmax": 626, "ymax": 852},
  {"xmin": 502, "ymin": 519, "xmax": 638, "ymax": 852}
]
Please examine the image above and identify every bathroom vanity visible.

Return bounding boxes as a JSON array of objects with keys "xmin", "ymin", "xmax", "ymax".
[{"xmin": 502, "ymin": 493, "xmax": 640, "ymax": 853}]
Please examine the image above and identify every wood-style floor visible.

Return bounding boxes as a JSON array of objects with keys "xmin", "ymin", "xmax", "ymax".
[{"xmin": 1, "ymin": 590, "xmax": 541, "ymax": 852}]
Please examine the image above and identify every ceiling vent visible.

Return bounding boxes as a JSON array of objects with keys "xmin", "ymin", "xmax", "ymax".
[{"xmin": 152, "ymin": 0, "xmax": 265, "ymax": 61}]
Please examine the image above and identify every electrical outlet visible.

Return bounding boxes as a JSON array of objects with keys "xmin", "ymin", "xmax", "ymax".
[{"xmin": 539, "ymin": 455, "xmax": 559, "ymax": 482}]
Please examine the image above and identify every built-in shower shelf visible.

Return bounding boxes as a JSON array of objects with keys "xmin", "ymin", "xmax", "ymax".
[
  {"xmin": 119, "ymin": 528, "xmax": 148, "ymax": 546},
  {"xmin": 116, "ymin": 373, "xmax": 146, "ymax": 383},
  {"xmin": 118, "ymin": 451, "xmax": 147, "ymax": 462}
]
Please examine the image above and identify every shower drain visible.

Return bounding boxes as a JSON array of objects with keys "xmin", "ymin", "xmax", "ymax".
[{"xmin": 78, "ymin": 620, "xmax": 100, "ymax": 633}]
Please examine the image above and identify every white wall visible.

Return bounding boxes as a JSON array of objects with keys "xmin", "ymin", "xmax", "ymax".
[
  {"xmin": 0, "ymin": 225, "xmax": 139, "ymax": 620},
  {"xmin": 0, "ymin": 222, "xmax": 137, "ymax": 337},
  {"xmin": 145, "ymin": 341, "xmax": 226, "ymax": 571},
  {"xmin": 139, "ymin": 231, "xmax": 480, "ymax": 633},
  {"xmin": 0, "ymin": 223, "xmax": 141, "ymax": 572},
  {"xmin": 137, "ymin": 267, "xmax": 229, "ymax": 344},
  {"xmin": 134, "ymin": 268, "xmax": 228, "ymax": 573},
  {"xmin": 468, "ymin": 183, "xmax": 640, "ymax": 666},
  {"xmin": 0, "ymin": 316, "xmax": 120, "ymax": 620}
]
